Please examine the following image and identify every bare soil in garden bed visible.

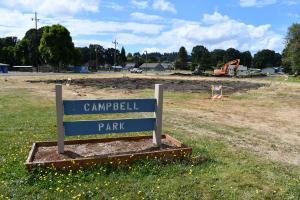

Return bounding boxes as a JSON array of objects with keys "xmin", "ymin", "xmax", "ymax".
[
  {"xmin": 33, "ymin": 138, "xmax": 179, "ymax": 162},
  {"xmin": 27, "ymin": 77, "xmax": 267, "ymax": 94}
]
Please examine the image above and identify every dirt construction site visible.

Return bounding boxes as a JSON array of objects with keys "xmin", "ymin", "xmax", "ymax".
[{"xmin": 2, "ymin": 72, "xmax": 300, "ymax": 167}]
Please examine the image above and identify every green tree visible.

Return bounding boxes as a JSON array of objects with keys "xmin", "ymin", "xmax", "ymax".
[
  {"xmin": 282, "ymin": 45, "xmax": 293, "ymax": 73},
  {"xmin": 89, "ymin": 44, "xmax": 105, "ymax": 69},
  {"xmin": 14, "ymin": 39, "xmax": 30, "ymax": 65},
  {"xmin": 76, "ymin": 47, "xmax": 90, "ymax": 66},
  {"xmin": 162, "ymin": 52, "xmax": 178, "ymax": 63},
  {"xmin": 105, "ymin": 48, "xmax": 120, "ymax": 66},
  {"xmin": 191, "ymin": 45, "xmax": 211, "ymax": 71},
  {"xmin": 210, "ymin": 49, "xmax": 226, "ymax": 67},
  {"xmin": 0, "ymin": 37, "xmax": 18, "ymax": 65},
  {"xmin": 133, "ymin": 52, "xmax": 144, "ymax": 66},
  {"xmin": 143, "ymin": 52, "xmax": 159, "ymax": 63},
  {"xmin": 72, "ymin": 48, "xmax": 83, "ymax": 66},
  {"xmin": 224, "ymin": 48, "xmax": 241, "ymax": 62},
  {"xmin": 252, "ymin": 49, "xmax": 277, "ymax": 69},
  {"xmin": 23, "ymin": 27, "xmax": 45, "ymax": 66},
  {"xmin": 119, "ymin": 47, "xmax": 127, "ymax": 66},
  {"xmin": 39, "ymin": 24, "xmax": 75, "ymax": 72},
  {"xmin": 127, "ymin": 53, "xmax": 133, "ymax": 62},
  {"xmin": 282, "ymin": 23, "xmax": 300, "ymax": 75},
  {"xmin": 0, "ymin": 37, "xmax": 18, "ymax": 48},
  {"xmin": 240, "ymin": 51, "xmax": 252, "ymax": 67},
  {"xmin": 274, "ymin": 53, "xmax": 282, "ymax": 67},
  {"xmin": 0, "ymin": 46, "xmax": 15, "ymax": 66},
  {"xmin": 175, "ymin": 46, "xmax": 188, "ymax": 70}
]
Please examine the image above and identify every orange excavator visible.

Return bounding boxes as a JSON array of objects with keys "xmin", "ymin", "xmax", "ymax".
[{"xmin": 213, "ymin": 59, "xmax": 240, "ymax": 76}]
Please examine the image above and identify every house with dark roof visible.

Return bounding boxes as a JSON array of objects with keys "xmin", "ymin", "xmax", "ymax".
[
  {"xmin": 262, "ymin": 67, "xmax": 276, "ymax": 75},
  {"xmin": 124, "ymin": 63, "xmax": 136, "ymax": 69},
  {"xmin": 139, "ymin": 63, "xmax": 165, "ymax": 71},
  {"xmin": 161, "ymin": 63, "xmax": 174, "ymax": 70}
]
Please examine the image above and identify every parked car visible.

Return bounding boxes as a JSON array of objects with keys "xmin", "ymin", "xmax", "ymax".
[{"xmin": 130, "ymin": 68, "xmax": 143, "ymax": 73}]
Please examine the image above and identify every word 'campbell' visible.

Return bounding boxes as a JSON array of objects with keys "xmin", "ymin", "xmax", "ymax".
[{"xmin": 84, "ymin": 102, "xmax": 139, "ymax": 112}]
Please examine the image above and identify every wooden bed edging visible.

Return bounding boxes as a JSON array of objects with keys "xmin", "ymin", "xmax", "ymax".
[{"xmin": 25, "ymin": 134, "xmax": 192, "ymax": 171}]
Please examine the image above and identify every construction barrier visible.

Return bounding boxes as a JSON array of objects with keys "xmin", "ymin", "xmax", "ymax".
[{"xmin": 211, "ymin": 85, "xmax": 223, "ymax": 99}]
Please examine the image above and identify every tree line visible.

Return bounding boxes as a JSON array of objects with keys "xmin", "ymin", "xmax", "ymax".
[
  {"xmin": 0, "ymin": 25, "xmax": 128, "ymax": 72},
  {"xmin": 0, "ymin": 23, "xmax": 299, "ymax": 75},
  {"xmin": 174, "ymin": 46, "xmax": 282, "ymax": 71}
]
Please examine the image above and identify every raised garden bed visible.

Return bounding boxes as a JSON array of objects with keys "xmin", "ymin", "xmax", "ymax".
[{"xmin": 25, "ymin": 134, "xmax": 192, "ymax": 171}]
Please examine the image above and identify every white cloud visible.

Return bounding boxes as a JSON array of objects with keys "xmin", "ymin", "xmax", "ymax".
[
  {"xmin": 0, "ymin": 7, "xmax": 284, "ymax": 55},
  {"xmin": 104, "ymin": 2, "xmax": 124, "ymax": 11},
  {"xmin": 284, "ymin": 0, "xmax": 300, "ymax": 5},
  {"xmin": 288, "ymin": 13, "xmax": 300, "ymax": 18},
  {"xmin": 116, "ymin": 33, "xmax": 154, "ymax": 45},
  {"xmin": 0, "ymin": 0, "xmax": 100, "ymax": 16},
  {"xmin": 202, "ymin": 12, "xmax": 230, "ymax": 24},
  {"xmin": 0, "ymin": 9, "xmax": 35, "ymax": 38},
  {"xmin": 239, "ymin": 0, "xmax": 277, "ymax": 7},
  {"xmin": 114, "ymin": 12, "xmax": 284, "ymax": 54},
  {"xmin": 153, "ymin": 0, "xmax": 176, "ymax": 13},
  {"xmin": 140, "ymin": 46, "xmax": 175, "ymax": 54},
  {"xmin": 73, "ymin": 39, "xmax": 114, "ymax": 48},
  {"xmin": 130, "ymin": 12, "xmax": 163, "ymax": 21},
  {"xmin": 142, "ymin": 47, "xmax": 163, "ymax": 53},
  {"xmin": 130, "ymin": 0, "xmax": 149, "ymax": 9},
  {"xmin": 0, "ymin": 8, "xmax": 165, "ymax": 42},
  {"xmin": 64, "ymin": 19, "xmax": 165, "ymax": 36}
]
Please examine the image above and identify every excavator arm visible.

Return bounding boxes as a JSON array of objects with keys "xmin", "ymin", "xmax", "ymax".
[{"xmin": 214, "ymin": 59, "xmax": 240, "ymax": 76}]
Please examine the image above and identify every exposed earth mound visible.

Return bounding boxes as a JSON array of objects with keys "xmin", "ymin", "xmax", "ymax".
[{"xmin": 28, "ymin": 77, "xmax": 267, "ymax": 94}]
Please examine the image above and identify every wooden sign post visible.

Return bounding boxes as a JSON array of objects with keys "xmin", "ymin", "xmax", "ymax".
[
  {"xmin": 56, "ymin": 85, "xmax": 65, "ymax": 154},
  {"xmin": 153, "ymin": 84, "xmax": 163, "ymax": 146},
  {"xmin": 55, "ymin": 84, "xmax": 164, "ymax": 154}
]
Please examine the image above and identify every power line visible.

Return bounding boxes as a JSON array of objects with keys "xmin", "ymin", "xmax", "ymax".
[{"xmin": 31, "ymin": 11, "xmax": 40, "ymax": 72}]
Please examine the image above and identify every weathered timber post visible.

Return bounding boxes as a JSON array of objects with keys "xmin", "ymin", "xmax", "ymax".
[
  {"xmin": 153, "ymin": 84, "xmax": 163, "ymax": 146},
  {"xmin": 56, "ymin": 84, "xmax": 64, "ymax": 153}
]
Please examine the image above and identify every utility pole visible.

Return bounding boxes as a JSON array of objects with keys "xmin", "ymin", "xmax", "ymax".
[
  {"xmin": 31, "ymin": 12, "xmax": 40, "ymax": 72},
  {"xmin": 112, "ymin": 39, "xmax": 118, "ymax": 66}
]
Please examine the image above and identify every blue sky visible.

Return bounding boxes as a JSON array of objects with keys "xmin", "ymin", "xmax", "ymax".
[{"xmin": 0, "ymin": 0, "xmax": 299, "ymax": 54}]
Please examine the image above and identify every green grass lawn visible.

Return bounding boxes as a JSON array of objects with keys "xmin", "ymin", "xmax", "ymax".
[
  {"xmin": 268, "ymin": 75, "xmax": 300, "ymax": 83},
  {"xmin": 0, "ymin": 88, "xmax": 300, "ymax": 199}
]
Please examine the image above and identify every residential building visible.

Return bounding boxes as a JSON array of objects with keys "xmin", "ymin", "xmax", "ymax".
[
  {"xmin": 262, "ymin": 67, "xmax": 276, "ymax": 75},
  {"xmin": 139, "ymin": 63, "xmax": 165, "ymax": 71}
]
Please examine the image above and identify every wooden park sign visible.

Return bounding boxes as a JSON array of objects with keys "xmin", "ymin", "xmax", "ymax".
[
  {"xmin": 56, "ymin": 84, "xmax": 164, "ymax": 154},
  {"xmin": 25, "ymin": 84, "xmax": 192, "ymax": 170}
]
